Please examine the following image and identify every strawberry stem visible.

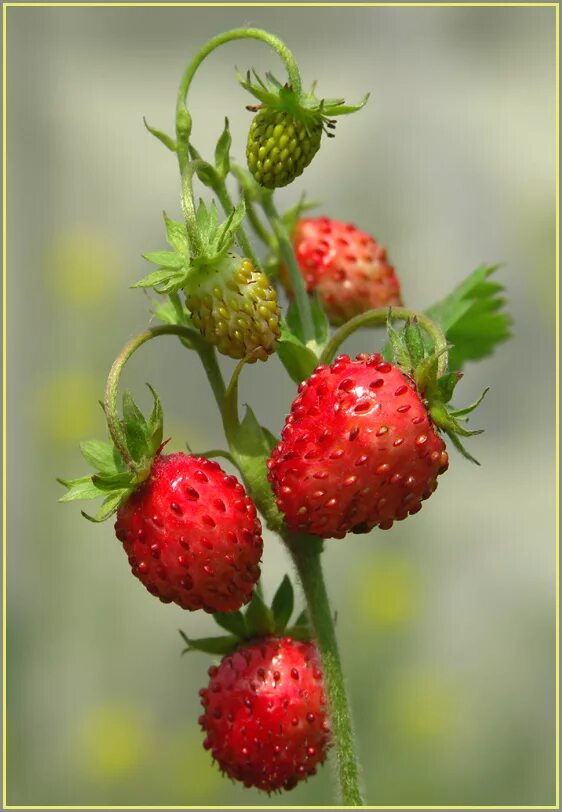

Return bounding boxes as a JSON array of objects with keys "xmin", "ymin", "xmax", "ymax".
[
  {"xmin": 176, "ymin": 28, "xmax": 303, "ymax": 173},
  {"xmin": 261, "ymin": 193, "xmax": 316, "ymax": 345},
  {"xmin": 320, "ymin": 306, "xmax": 449, "ymax": 377},
  {"xmin": 288, "ymin": 538, "xmax": 364, "ymax": 806}
]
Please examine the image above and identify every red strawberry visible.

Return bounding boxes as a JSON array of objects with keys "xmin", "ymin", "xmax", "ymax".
[
  {"xmin": 199, "ymin": 636, "xmax": 330, "ymax": 792},
  {"xmin": 267, "ymin": 354, "xmax": 449, "ymax": 539},
  {"xmin": 114, "ymin": 453, "xmax": 263, "ymax": 612},
  {"xmin": 282, "ymin": 217, "xmax": 402, "ymax": 325}
]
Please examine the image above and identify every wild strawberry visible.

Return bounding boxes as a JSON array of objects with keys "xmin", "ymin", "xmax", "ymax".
[
  {"xmin": 199, "ymin": 636, "xmax": 330, "ymax": 792},
  {"xmin": 185, "ymin": 253, "xmax": 281, "ymax": 361},
  {"xmin": 246, "ymin": 109, "xmax": 322, "ymax": 189},
  {"xmin": 240, "ymin": 71, "xmax": 367, "ymax": 189},
  {"xmin": 267, "ymin": 354, "xmax": 449, "ymax": 538},
  {"xmin": 281, "ymin": 217, "xmax": 402, "ymax": 325},
  {"xmin": 114, "ymin": 453, "xmax": 263, "ymax": 612}
]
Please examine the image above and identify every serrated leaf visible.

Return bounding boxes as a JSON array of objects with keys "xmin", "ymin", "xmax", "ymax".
[
  {"xmin": 163, "ymin": 212, "xmax": 189, "ymax": 256},
  {"xmin": 213, "ymin": 610, "xmax": 247, "ymax": 638},
  {"xmin": 143, "ymin": 250, "xmax": 184, "ymax": 269},
  {"xmin": 271, "ymin": 576, "xmax": 294, "ymax": 633},
  {"xmin": 80, "ymin": 440, "xmax": 125, "ymax": 476},
  {"xmin": 277, "ymin": 328, "xmax": 318, "ymax": 384},
  {"xmin": 143, "ymin": 117, "xmax": 177, "ymax": 152},
  {"xmin": 425, "ymin": 264, "xmax": 511, "ymax": 370},
  {"xmin": 122, "ymin": 391, "xmax": 149, "ymax": 462},
  {"xmin": 179, "ymin": 632, "xmax": 239, "ymax": 656},
  {"xmin": 244, "ymin": 590, "xmax": 274, "ymax": 637},
  {"xmin": 214, "ymin": 118, "xmax": 232, "ymax": 179},
  {"xmin": 57, "ymin": 476, "xmax": 107, "ymax": 503}
]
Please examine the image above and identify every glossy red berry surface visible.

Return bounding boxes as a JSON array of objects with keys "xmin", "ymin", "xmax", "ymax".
[
  {"xmin": 268, "ymin": 354, "xmax": 449, "ymax": 539},
  {"xmin": 199, "ymin": 636, "xmax": 330, "ymax": 792},
  {"xmin": 285, "ymin": 217, "xmax": 402, "ymax": 325},
  {"xmin": 114, "ymin": 453, "xmax": 263, "ymax": 612}
]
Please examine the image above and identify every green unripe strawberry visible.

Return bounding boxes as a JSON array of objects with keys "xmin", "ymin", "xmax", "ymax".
[
  {"xmin": 185, "ymin": 254, "xmax": 281, "ymax": 361},
  {"xmin": 246, "ymin": 109, "xmax": 322, "ymax": 189},
  {"xmin": 239, "ymin": 71, "xmax": 368, "ymax": 190}
]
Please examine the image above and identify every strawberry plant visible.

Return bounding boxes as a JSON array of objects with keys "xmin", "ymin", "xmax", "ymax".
[{"xmin": 59, "ymin": 27, "xmax": 510, "ymax": 804}]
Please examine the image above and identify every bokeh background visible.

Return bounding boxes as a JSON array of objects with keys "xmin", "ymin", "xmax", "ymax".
[{"xmin": 5, "ymin": 4, "xmax": 557, "ymax": 807}]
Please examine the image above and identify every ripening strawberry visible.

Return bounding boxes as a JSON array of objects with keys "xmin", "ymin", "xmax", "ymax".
[
  {"xmin": 185, "ymin": 254, "xmax": 281, "ymax": 361},
  {"xmin": 114, "ymin": 453, "xmax": 263, "ymax": 612},
  {"xmin": 246, "ymin": 109, "xmax": 322, "ymax": 189},
  {"xmin": 267, "ymin": 354, "xmax": 449, "ymax": 539},
  {"xmin": 199, "ymin": 636, "xmax": 330, "ymax": 792},
  {"xmin": 282, "ymin": 217, "xmax": 402, "ymax": 325}
]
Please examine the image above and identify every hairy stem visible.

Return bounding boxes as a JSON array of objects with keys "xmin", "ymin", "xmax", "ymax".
[
  {"xmin": 260, "ymin": 194, "xmax": 315, "ymax": 345},
  {"xmin": 104, "ymin": 324, "xmax": 200, "ymax": 467},
  {"xmin": 288, "ymin": 538, "xmax": 364, "ymax": 806},
  {"xmin": 320, "ymin": 306, "xmax": 449, "ymax": 377},
  {"xmin": 176, "ymin": 28, "xmax": 302, "ymax": 172}
]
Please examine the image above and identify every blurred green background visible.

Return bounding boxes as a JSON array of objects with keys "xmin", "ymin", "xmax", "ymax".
[{"xmin": 5, "ymin": 4, "xmax": 557, "ymax": 807}]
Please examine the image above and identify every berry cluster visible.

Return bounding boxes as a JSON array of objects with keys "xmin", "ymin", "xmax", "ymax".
[{"xmin": 59, "ymin": 26, "xmax": 509, "ymax": 804}]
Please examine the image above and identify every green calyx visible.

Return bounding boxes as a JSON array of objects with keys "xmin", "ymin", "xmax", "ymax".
[
  {"xmin": 57, "ymin": 385, "xmax": 164, "ymax": 522},
  {"xmin": 180, "ymin": 575, "xmax": 311, "ymax": 656},
  {"xmin": 387, "ymin": 317, "xmax": 487, "ymax": 464},
  {"xmin": 241, "ymin": 71, "xmax": 367, "ymax": 188},
  {"xmin": 239, "ymin": 69, "xmax": 368, "ymax": 131},
  {"xmin": 133, "ymin": 200, "xmax": 246, "ymax": 296}
]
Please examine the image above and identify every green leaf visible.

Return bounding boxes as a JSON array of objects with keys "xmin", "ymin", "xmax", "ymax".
[
  {"xmin": 146, "ymin": 384, "xmax": 164, "ymax": 454},
  {"xmin": 82, "ymin": 488, "xmax": 130, "ymax": 522},
  {"xmin": 132, "ymin": 268, "xmax": 187, "ymax": 293},
  {"xmin": 386, "ymin": 322, "xmax": 411, "ymax": 371},
  {"xmin": 271, "ymin": 575, "xmax": 294, "ymax": 633},
  {"xmin": 244, "ymin": 590, "xmax": 274, "ymax": 637},
  {"xmin": 425, "ymin": 264, "xmax": 511, "ymax": 370},
  {"xmin": 437, "ymin": 371, "xmax": 462, "ymax": 404},
  {"xmin": 284, "ymin": 624, "xmax": 311, "ymax": 642},
  {"xmin": 80, "ymin": 440, "xmax": 125, "ymax": 476},
  {"xmin": 450, "ymin": 387, "xmax": 489, "ymax": 417},
  {"xmin": 92, "ymin": 472, "xmax": 134, "ymax": 491},
  {"xmin": 293, "ymin": 609, "xmax": 309, "ymax": 627},
  {"xmin": 403, "ymin": 319, "xmax": 426, "ymax": 368},
  {"xmin": 143, "ymin": 250, "xmax": 184, "ymax": 269},
  {"xmin": 214, "ymin": 118, "xmax": 232, "ymax": 179},
  {"xmin": 260, "ymin": 425, "xmax": 279, "ymax": 452},
  {"xmin": 213, "ymin": 610, "xmax": 247, "ymax": 639},
  {"xmin": 143, "ymin": 117, "xmax": 177, "ymax": 152},
  {"xmin": 179, "ymin": 631, "xmax": 239, "ymax": 656},
  {"xmin": 163, "ymin": 212, "xmax": 189, "ymax": 256},
  {"xmin": 193, "ymin": 161, "xmax": 219, "ymax": 190},
  {"xmin": 122, "ymin": 391, "xmax": 149, "ymax": 462},
  {"xmin": 277, "ymin": 327, "xmax": 318, "ymax": 384},
  {"xmin": 57, "ymin": 475, "xmax": 107, "ymax": 503},
  {"xmin": 215, "ymin": 202, "xmax": 246, "ymax": 253},
  {"xmin": 310, "ymin": 295, "xmax": 330, "ymax": 348}
]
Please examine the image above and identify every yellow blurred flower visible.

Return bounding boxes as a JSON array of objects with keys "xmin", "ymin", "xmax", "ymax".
[
  {"xmin": 35, "ymin": 370, "xmax": 102, "ymax": 443},
  {"xmin": 384, "ymin": 669, "xmax": 459, "ymax": 748},
  {"xmin": 77, "ymin": 704, "xmax": 148, "ymax": 780},
  {"xmin": 46, "ymin": 229, "xmax": 119, "ymax": 306},
  {"xmin": 352, "ymin": 551, "xmax": 420, "ymax": 629},
  {"xmin": 163, "ymin": 727, "xmax": 221, "ymax": 802}
]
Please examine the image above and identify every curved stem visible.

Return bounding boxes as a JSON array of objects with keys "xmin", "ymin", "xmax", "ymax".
[
  {"xmin": 104, "ymin": 324, "xmax": 200, "ymax": 468},
  {"xmin": 287, "ymin": 538, "xmax": 364, "ymax": 805},
  {"xmin": 260, "ymin": 194, "xmax": 315, "ymax": 345},
  {"xmin": 320, "ymin": 307, "xmax": 449, "ymax": 377},
  {"xmin": 176, "ymin": 28, "xmax": 302, "ymax": 171},
  {"xmin": 193, "ymin": 337, "xmax": 226, "ymax": 409}
]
